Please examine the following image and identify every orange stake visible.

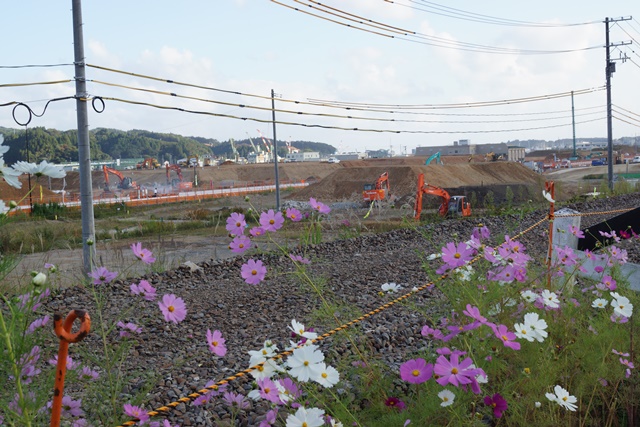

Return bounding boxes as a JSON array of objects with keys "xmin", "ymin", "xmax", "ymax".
[
  {"xmin": 544, "ymin": 181, "xmax": 555, "ymax": 289},
  {"xmin": 50, "ymin": 310, "xmax": 91, "ymax": 427}
]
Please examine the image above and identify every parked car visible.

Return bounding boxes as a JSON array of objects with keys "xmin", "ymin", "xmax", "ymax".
[
  {"xmin": 632, "ymin": 155, "xmax": 640, "ymax": 164},
  {"xmin": 327, "ymin": 157, "xmax": 340, "ymax": 164}
]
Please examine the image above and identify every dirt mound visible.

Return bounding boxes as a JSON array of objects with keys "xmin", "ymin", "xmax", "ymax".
[
  {"xmin": 0, "ymin": 176, "xmax": 62, "ymax": 204},
  {"xmin": 290, "ymin": 163, "xmax": 544, "ymax": 201}
]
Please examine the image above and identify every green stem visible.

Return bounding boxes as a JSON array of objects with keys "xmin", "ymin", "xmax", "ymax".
[{"xmin": 326, "ymin": 387, "xmax": 362, "ymax": 427}]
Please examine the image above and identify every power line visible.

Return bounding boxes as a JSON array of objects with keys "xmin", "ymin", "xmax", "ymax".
[
  {"xmin": 0, "ymin": 79, "xmax": 73, "ymax": 88},
  {"xmin": 614, "ymin": 115, "xmax": 640, "ymax": 128},
  {"xmin": 0, "ymin": 63, "xmax": 74, "ymax": 69},
  {"xmin": 391, "ymin": 0, "xmax": 600, "ymax": 27},
  {"xmin": 613, "ymin": 104, "xmax": 640, "ymax": 118},
  {"xmin": 273, "ymin": 0, "xmax": 602, "ymax": 54},
  {"xmin": 612, "ymin": 108, "xmax": 640, "ymax": 123}
]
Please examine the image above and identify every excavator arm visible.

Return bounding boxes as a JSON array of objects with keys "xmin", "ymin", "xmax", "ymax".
[{"xmin": 414, "ymin": 173, "xmax": 451, "ymax": 219}]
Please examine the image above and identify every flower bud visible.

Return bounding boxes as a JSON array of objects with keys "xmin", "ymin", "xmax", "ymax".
[
  {"xmin": 9, "ymin": 200, "xmax": 17, "ymax": 208},
  {"xmin": 32, "ymin": 272, "xmax": 47, "ymax": 287},
  {"xmin": 86, "ymin": 238, "xmax": 94, "ymax": 246}
]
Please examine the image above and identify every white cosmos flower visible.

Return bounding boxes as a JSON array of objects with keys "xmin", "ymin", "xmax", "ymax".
[
  {"xmin": 0, "ymin": 159, "xmax": 23, "ymax": 188},
  {"xmin": 381, "ymin": 282, "xmax": 401, "ymax": 293},
  {"xmin": 248, "ymin": 358, "xmax": 283, "ymax": 380},
  {"xmin": 289, "ymin": 319, "xmax": 318, "ymax": 341},
  {"xmin": 437, "ymin": 389, "xmax": 455, "ymax": 407},
  {"xmin": 535, "ymin": 401, "xmax": 541, "ymax": 408},
  {"xmin": 427, "ymin": 253, "xmax": 441, "ymax": 260},
  {"xmin": 285, "ymin": 406, "xmax": 325, "ymax": 427},
  {"xmin": 540, "ymin": 289, "xmax": 560, "ymax": 309},
  {"xmin": 542, "ymin": 190, "xmax": 555, "ymax": 203},
  {"xmin": 612, "ymin": 295, "xmax": 633, "ymax": 318},
  {"xmin": 591, "ymin": 298, "xmax": 609, "ymax": 309},
  {"xmin": 0, "ymin": 200, "xmax": 9, "ymax": 215},
  {"xmin": 514, "ymin": 321, "xmax": 535, "ymax": 342},
  {"xmin": 546, "ymin": 385, "xmax": 577, "ymax": 411},
  {"xmin": 12, "ymin": 160, "xmax": 66, "ymax": 178},
  {"xmin": 286, "ymin": 344, "xmax": 324, "ymax": 382},
  {"xmin": 313, "ymin": 363, "xmax": 340, "ymax": 388},
  {"xmin": 523, "ymin": 312, "xmax": 548, "ymax": 342},
  {"xmin": 521, "ymin": 290, "xmax": 538, "ymax": 303},
  {"xmin": 274, "ymin": 379, "xmax": 292, "ymax": 404},
  {"xmin": 0, "ymin": 135, "xmax": 7, "ymax": 155}
]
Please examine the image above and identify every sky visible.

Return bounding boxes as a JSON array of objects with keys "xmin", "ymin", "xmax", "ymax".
[{"xmin": 1, "ymin": 0, "xmax": 639, "ymax": 155}]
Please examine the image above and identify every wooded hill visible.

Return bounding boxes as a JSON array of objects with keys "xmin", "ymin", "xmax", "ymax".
[{"xmin": 0, "ymin": 127, "xmax": 337, "ymax": 164}]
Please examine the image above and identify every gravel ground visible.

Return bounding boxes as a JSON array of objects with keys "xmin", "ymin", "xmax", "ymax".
[{"xmin": 41, "ymin": 193, "xmax": 639, "ymax": 426}]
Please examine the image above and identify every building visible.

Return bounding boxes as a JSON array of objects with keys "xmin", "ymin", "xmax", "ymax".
[
  {"xmin": 507, "ymin": 146, "xmax": 526, "ymax": 162},
  {"xmin": 334, "ymin": 153, "xmax": 367, "ymax": 161},
  {"xmin": 415, "ymin": 141, "xmax": 508, "ymax": 157},
  {"xmin": 285, "ymin": 151, "xmax": 320, "ymax": 162}
]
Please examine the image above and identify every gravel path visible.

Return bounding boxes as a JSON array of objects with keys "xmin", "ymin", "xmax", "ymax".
[{"xmin": 41, "ymin": 193, "xmax": 639, "ymax": 426}]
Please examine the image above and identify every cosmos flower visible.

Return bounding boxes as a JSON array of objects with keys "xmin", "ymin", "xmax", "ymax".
[
  {"xmin": 226, "ymin": 212, "xmax": 246, "ymax": 235},
  {"xmin": 206, "ymin": 329, "xmax": 227, "ymax": 357},
  {"xmin": 437, "ymin": 389, "xmax": 455, "ymax": 407},
  {"xmin": 399, "ymin": 358, "xmax": 433, "ymax": 384},
  {"xmin": 545, "ymin": 385, "xmax": 577, "ymax": 411},
  {"xmin": 260, "ymin": 209, "xmax": 285, "ymax": 232},
  {"xmin": 158, "ymin": 294, "xmax": 187, "ymax": 323},
  {"xmin": 88, "ymin": 266, "xmax": 118, "ymax": 285},
  {"xmin": 130, "ymin": 242, "xmax": 156, "ymax": 264},
  {"xmin": 241, "ymin": 259, "xmax": 267, "ymax": 285}
]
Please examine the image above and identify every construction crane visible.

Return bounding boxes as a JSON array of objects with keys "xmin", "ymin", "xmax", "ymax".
[
  {"xmin": 425, "ymin": 152, "xmax": 443, "ymax": 165},
  {"xmin": 103, "ymin": 165, "xmax": 137, "ymax": 191},
  {"xmin": 256, "ymin": 129, "xmax": 273, "ymax": 160},
  {"xmin": 363, "ymin": 172, "xmax": 390, "ymax": 202},
  {"xmin": 413, "ymin": 173, "xmax": 471, "ymax": 220},
  {"xmin": 229, "ymin": 138, "xmax": 239, "ymax": 162},
  {"xmin": 246, "ymin": 132, "xmax": 261, "ymax": 154}
]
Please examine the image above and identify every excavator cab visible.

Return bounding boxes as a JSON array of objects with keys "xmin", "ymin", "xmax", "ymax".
[
  {"xmin": 363, "ymin": 172, "xmax": 390, "ymax": 202},
  {"xmin": 448, "ymin": 196, "xmax": 471, "ymax": 217}
]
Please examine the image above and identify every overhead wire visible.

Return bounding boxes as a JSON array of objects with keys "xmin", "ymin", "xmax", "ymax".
[
  {"xmin": 0, "ymin": 79, "xmax": 73, "ymax": 88},
  {"xmin": 88, "ymin": 78, "xmax": 605, "ymax": 125},
  {"xmin": 613, "ymin": 104, "xmax": 640, "ymax": 118},
  {"xmin": 614, "ymin": 115, "xmax": 640, "ymax": 128},
  {"xmin": 391, "ymin": 0, "xmax": 600, "ymax": 27},
  {"xmin": 612, "ymin": 108, "xmax": 640, "ymax": 124},
  {"xmin": 0, "ymin": 63, "xmax": 74, "ymax": 69},
  {"xmin": 273, "ymin": 0, "xmax": 602, "ymax": 54},
  {"xmin": 89, "ymin": 95, "xmax": 606, "ymax": 135}
]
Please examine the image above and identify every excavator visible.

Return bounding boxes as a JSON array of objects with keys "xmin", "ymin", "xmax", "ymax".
[
  {"xmin": 363, "ymin": 172, "xmax": 390, "ymax": 202},
  {"xmin": 166, "ymin": 164, "xmax": 193, "ymax": 190},
  {"xmin": 413, "ymin": 173, "xmax": 471, "ymax": 220},
  {"xmin": 425, "ymin": 152, "xmax": 443, "ymax": 165},
  {"xmin": 136, "ymin": 158, "xmax": 160, "ymax": 169},
  {"xmin": 103, "ymin": 165, "xmax": 137, "ymax": 191}
]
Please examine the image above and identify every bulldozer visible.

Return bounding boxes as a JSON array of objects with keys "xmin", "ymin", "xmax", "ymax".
[
  {"xmin": 363, "ymin": 172, "xmax": 390, "ymax": 202},
  {"xmin": 414, "ymin": 173, "xmax": 471, "ymax": 220}
]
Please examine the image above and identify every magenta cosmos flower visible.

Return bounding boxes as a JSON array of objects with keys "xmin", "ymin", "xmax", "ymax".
[
  {"xmin": 434, "ymin": 353, "xmax": 477, "ymax": 387},
  {"xmin": 158, "ymin": 294, "xmax": 187, "ymax": 323},
  {"xmin": 399, "ymin": 358, "xmax": 433, "ymax": 384},
  {"xmin": 385, "ymin": 397, "xmax": 406, "ymax": 411},
  {"xmin": 309, "ymin": 197, "xmax": 331, "ymax": 214},
  {"xmin": 260, "ymin": 209, "xmax": 284, "ymax": 232},
  {"xmin": 130, "ymin": 280, "xmax": 157, "ymax": 301},
  {"xmin": 123, "ymin": 403, "xmax": 149, "ymax": 424},
  {"xmin": 229, "ymin": 235, "xmax": 252, "ymax": 254},
  {"xmin": 286, "ymin": 207, "xmax": 303, "ymax": 222},
  {"xmin": 250, "ymin": 226, "xmax": 265, "ymax": 237},
  {"xmin": 206, "ymin": 329, "xmax": 227, "ymax": 357},
  {"xmin": 88, "ymin": 266, "xmax": 118, "ymax": 285},
  {"xmin": 226, "ymin": 212, "xmax": 246, "ymax": 235},
  {"xmin": 441, "ymin": 241, "xmax": 474, "ymax": 269},
  {"xmin": 289, "ymin": 254, "xmax": 310, "ymax": 264},
  {"xmin": 241, "ymin": 259, "xmax": 267, "ymax": 285},
  {"xmin": 492, "ymin": 324, "xmax": 521, "ymax": 351},
  {"xmin": 130, "ymin": 242, "xmax": 156, "ymax": 264},
  {"xmin": 484, "ymin": 393, "xmax": 508, "ymax": 418}
]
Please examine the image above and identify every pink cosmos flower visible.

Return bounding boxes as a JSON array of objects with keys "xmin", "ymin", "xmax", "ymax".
[
  {"xmin": 226, "ymin": 212, "xmax": 246, "ymax": 235},
  {"xmin": 123, "ymin": 403, "xmax": 149, "ymax": 424},
  {"xmin": 594, "ymin": 265, "xmax": 604, "ymax": 273},
  {"xmin": 54, "ymin": 396, "xmax": 84, "ymax": 417},
  {"xmin": 421, "ymin": 325, "xmax": 444, "ymax": 340},
  {"xmin": 49, "ymin": 354, "xmax": 79, "ymax": 370},
  {"xmin": 434, "ymin": 353, "xmax": 478, "ymax": 387},
  {"xmin": 117, "ymin": 321, "xmax": 142, "ymax": 337},
  {"xmin": 130, "ymin": 242, "xmax": 156, "ymax": 264},
  {"xmin": 192, "ymin": 381, "xmax": 227, "ymax": 406},
  {"xmin": 81, "ymin": 366, "xmax": 100, "ymax": 380},
  {"xmin": 484, "ymin": 393, "xmax": 508, "ymax": 418},
  {"xmin": 599, "ymin": 275, "xmax": 617, "ymax": 291},
  {"xmin": 26, "ymin": 315, "xmax": 50, "ymax": 334},
  {"xmin": 241, "ymin": 259, "xmax": 267, "ymax": 285},
  {"xmin": 258, "ymin": 378, "xmax": 281, "ymax": 404},
  {"xmin": 88, "ymin": 266, "xmax": 118, "ymax": 285},
  {"xmin": 158, "ymin": 294, "xmax": 187, "ymax": 323},
  {"xmin": 260, "ymin": 409, "xmax": 278, "ymax": 427},
  {"xmin": 289, "ymin": 254, "xmax": 310, "ymax": 264},
  {"xmin": 556, "ymin": 245, "xmax": 578, "ymax": 266},
  {"xmin": 309, "ymin": 197, "xmax": 331, "ymax": 214},
  {"xmin": 399, "ymin": 358, "xmax": 433, "ymax": 384},
  {"xmin": 472, "ymin": 225, "xmax": 491, "ymax": 240},
  {"xmin": 569, "ymin": 225, "xmax": 585, "ymax": 238},
  {"xmin": 222, "ymin": 391, "xmax": 250, "ymax": 409},
  {"xmin": 613, "ymin": 349, "xmax": 630, "ymax": 357},
  {"xmin": 492, "ymin": 324, "xmax": 521, "ymax": 350},
  {"xmin": 385, "ymin": 397, "xmax": 407, "ymax": 411},
  {"xmin": 206, "ymin": 329, "xmax": 227, "ymax": 357},
  {"xmin": 130, "ymin": 280, "xmax": 157, "ymax": 301},
  {"xmin": 260, "ymin": 209, "xmax": 284, "ymax": 232},
  {"xmin": 286, "ymin": 208, "xmax": 303, "ymax": 222},
  {"xmin": 441, "ymin": 241, "xmax": 474, "ymax": 269},
  {"xmin": 249, "ymin": 226, "xmax": 265, "ymax": 237},
  {"xmin": 229, "ymin": 235, "xmax": 252, "ymax": 254}
]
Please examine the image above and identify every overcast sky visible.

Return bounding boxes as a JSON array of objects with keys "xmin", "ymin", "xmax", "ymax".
[{"xmin": 1, "ymin": 1, "xmax": 639, "ymax": 154}]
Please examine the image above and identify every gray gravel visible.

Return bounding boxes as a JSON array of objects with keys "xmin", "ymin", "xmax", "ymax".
[{"xmin": 41, "ymin": 193, "xmax": 639, "ymax": 426}]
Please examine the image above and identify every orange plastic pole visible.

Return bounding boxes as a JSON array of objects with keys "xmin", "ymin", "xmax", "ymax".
[
  {"xmin": 50, "ymin": 310, "xmax": 91, "ymax": 427},
  {"xmin": 545, "ymin": 181, "xmax": 555, "ymax": 289}
]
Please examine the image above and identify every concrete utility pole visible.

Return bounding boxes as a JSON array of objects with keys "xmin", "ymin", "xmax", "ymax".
[
  {"xmin": 72, "ymin": 0, "xmax": 96, "ymax": 274},
  {"xmin": 571, "ymin": 91, "xmax": 576, "ymax": 158},
  {"xmin": 604, "ymin": 16, "xmax": 632, "ymax": 190},
  {"xmin": 271, "ymin": 89, "xmax": 281, "ymax": 211}
]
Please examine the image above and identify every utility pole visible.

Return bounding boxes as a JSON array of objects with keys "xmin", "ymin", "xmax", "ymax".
[
  {"xmin": 571, "ymin": 91, "xmax": 576, "ymax": 158},
  {"xmin": 72, "ymin": 0, "xmax": 96, "ymax": 274},
  {"xmin": 604, "ymin": 16, "xmax": 632, "ymax": 190},
  {"xmin": 271, "ymin": 89, "xmax": 281, "ymax": 211}
]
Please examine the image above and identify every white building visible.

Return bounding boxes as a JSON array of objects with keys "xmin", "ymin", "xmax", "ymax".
[{"xmin": 286, "ymin": 152, "xmax": 320, "ymax": 162}]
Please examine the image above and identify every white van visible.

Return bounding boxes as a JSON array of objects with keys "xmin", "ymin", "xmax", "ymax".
[{"xmin": 327, "ymin": 157, "xmax": 340, "ymax": 164}]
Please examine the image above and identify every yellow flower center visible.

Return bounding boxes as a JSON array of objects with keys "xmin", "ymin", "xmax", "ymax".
[
  {"xmin": 264, "ymin": 387, "xmax": 270, "ymax": 393},
  {"xmin": 302, "ymin": 423, "xmax": 308, "ymax": 427},
  {"xmin": 262, "ymin": 349, "xmax": 268, "ymax": 355},
  {"xmin": 257, "ymin": 366, "xmax": 264, "ymax": 372},
  {"xmin": 451, "ymin": 368, "xmax": 458, "ymax": 374},
  {"xmin": 239, "ymin": 243, "xmax": 244, "ymax": 248},
  {"xmin": 236, "ymin": 222, "xmax": 241, "ymax": 227},
  {"xmin": 501, "ymin": 335, "xmax": 508, "ymax": 341},
  {"xmin": 168, "ymin": 305, "xmax": 175, "ymax": 313},
  {"xmin": 322, "ymin": 372, "xmax": 328, "ymax": 378},
  {"xmin": 562, "ymin": 396, "xmax": 568, "ymax": 402},
  {"xmin": 443, "ymin": 397, "xmax": 449, "ymax": 402},
  {"xmin": 412, "ymin": 369, "xmax": 420, "ymax": 377},
  {"xmin": 454, "ymin": 253, "xmax": 461, "ymax": 259},
  {"xmin": 251, "ymin": 270, "xmax": 257, "ymax": 276},
  {"xmin": 303, "ymin": 361, "xmax": 309, "ymax": 366},
  {"xmin": 299, "ymin": 329, "xmax": 305, "ymax": 334},
  {"xmin": 269, "ymin": 219, "xmax": 275, "ymax": 225},
  {"xmin": 212, "ymin": 341, "xmax": 218, "ymax": 347}
]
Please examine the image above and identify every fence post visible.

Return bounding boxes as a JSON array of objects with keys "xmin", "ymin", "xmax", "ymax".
[
  {"xmin": 544, "ymin": 181, "xmax": 555, "ymax": 289},
  {"xmin": 551, "ymin": 208, "xmax": 581, "ymax": 289}
]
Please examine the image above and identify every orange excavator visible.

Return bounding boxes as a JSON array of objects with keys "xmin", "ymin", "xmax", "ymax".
[
  {"xmin": 103, "ymin": 165, "xmax": 137, "ymax": 191},
  {"xmin": 414, "ymin": 173, "xmax": 471, "ymax": 220},
  {"xmin": 363, "ymin": 172, "xmax": 390, "ymax": 202},
  {"xmin": 166, "ymin": 164, "xmax": 193, "ymax": 190}
]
